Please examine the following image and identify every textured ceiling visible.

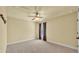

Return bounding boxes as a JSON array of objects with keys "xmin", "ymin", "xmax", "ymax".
[{"xmin": 7, "ymin": 6, "xmax": 78, "ymax": 22}]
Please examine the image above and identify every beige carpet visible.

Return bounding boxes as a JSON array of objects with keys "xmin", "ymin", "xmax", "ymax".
[{"xmin": 6, "ymin": 40, "xmax": 78, "ymax": 53}]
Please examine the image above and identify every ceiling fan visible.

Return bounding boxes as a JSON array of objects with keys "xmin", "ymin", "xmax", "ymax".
[{"xmin": 28, "ymin": 6, "xmax": 43, "ymax": 21}]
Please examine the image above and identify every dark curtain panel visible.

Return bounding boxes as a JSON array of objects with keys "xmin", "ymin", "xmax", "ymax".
[
  {"xmin": 39, "ymin": 23, "xmax": 41, "ymax": 39},
  {"xmin": 43, "ymin": 22, "xmax": 47, "ymax": 41}
]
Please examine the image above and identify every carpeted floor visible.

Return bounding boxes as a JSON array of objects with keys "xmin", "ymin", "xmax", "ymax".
[{"xmin": 6, "ymin": 40, "xmax": 78, "ymax": 53}]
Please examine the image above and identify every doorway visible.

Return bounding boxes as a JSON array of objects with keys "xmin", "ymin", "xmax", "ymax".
[{"xmin": 39, "ymin": 22, "xmax": 47, "ymax": 41}]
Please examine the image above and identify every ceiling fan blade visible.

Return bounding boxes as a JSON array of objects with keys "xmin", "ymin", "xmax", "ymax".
[
  {"xmin": 32, "ymin": 17, "xmax": 35, "ymax": 20},
  {"xmin": 28, "ymin": 16, "xmax": 35, "ymax": 17},
  {"xmin": 36, "ymin": 16, "xmax": 43, "ymax": 18}
]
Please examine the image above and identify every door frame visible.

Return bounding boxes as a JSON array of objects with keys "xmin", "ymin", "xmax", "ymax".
[{"xmin": 39, "ymin": 22, "xmax": 47, "ymax": 41}]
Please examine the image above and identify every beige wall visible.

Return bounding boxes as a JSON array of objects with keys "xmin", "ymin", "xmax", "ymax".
[
  {"xmin": 35, "ymin": 12, "xmax": 77, "ymax": 49},
  {"xmin": 47, "ymin": 12, "xmax": 77, "ymax": 49},
  {"xmin": 7, "ymin": 17, "xmax": 35, "ymax": 44},
  {"xmin": 0, "ymin": 7, "xmax": 7, "ymax": 52},
  {"xmin": 35, "ymin": 22, "xmax": 39, "ymax": 39}
]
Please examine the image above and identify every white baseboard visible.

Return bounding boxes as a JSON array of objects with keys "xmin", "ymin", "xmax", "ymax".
[
  {"xmin": 47, "ymin": 40, "xmax": 77, "ymax": 50},
  {"xmin": 7, "ymin": 38, "xmax": 34, "ymax": 45}
]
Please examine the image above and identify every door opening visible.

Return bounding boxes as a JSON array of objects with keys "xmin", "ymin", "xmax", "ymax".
[
  {"xmin": 43, "ymin": 22, "xmax": 46, "ymax": 41},
  {"xmin": 39, "ymin": 23, "xmax": 41, "ymax": 39},
  {"xmin": 39, "ymin": 22, "xmax": 47, "ymax": 41}
]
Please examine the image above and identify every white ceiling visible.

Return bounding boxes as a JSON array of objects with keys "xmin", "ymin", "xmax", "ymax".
[{"xmin": 7, "ymin": 6, "xmax": 78, "ymax": 22}]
